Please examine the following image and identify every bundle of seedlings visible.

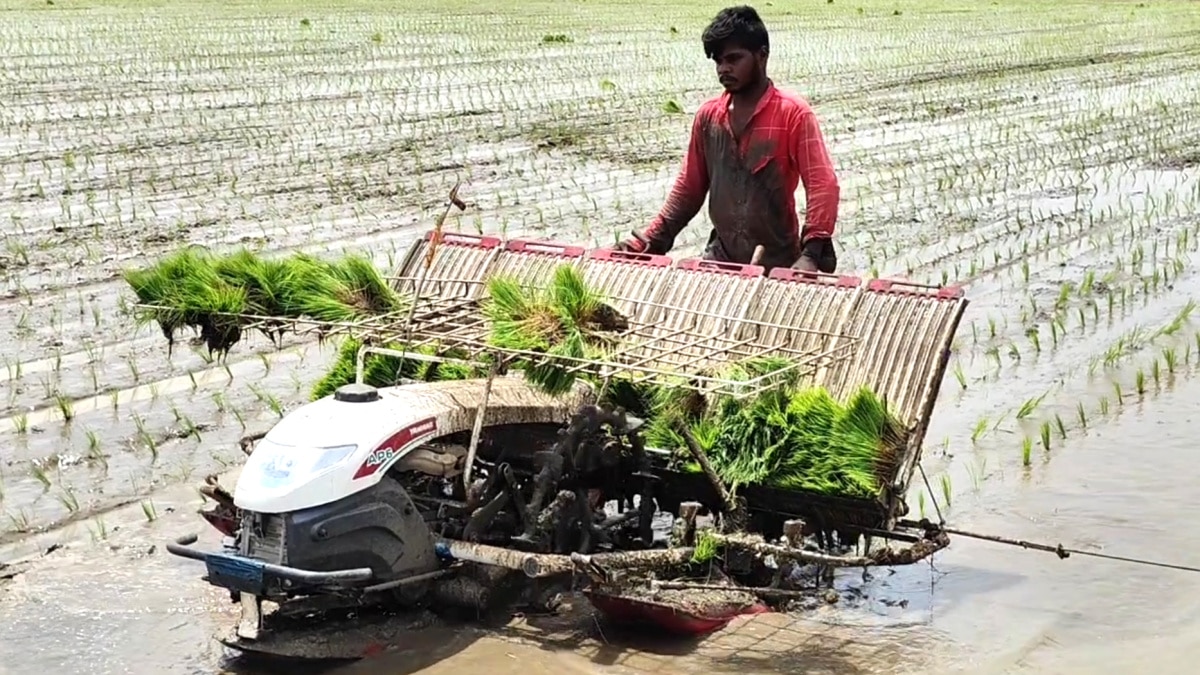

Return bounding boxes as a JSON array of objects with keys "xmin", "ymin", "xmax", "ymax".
[
  {"xmin": 638, "ymin": 355, "xmax": 802, "ymax": 452},
  {"xmin": 124, "ymin": 247, "xmax": 248, "ymax": 355},
  {"xmin": 124, "ymin": 247, "xmax": 408, "ymax": 355},
  {"xmin": 481, "ymin": 264, "xmax": 628, "ymax": 396},
  {"xmin": 639, "ymin": 355, "xmax": 908, "ymax": 500},
  {"xmin": 310, "ymin": 337, "xmax": 483, "ymax": 400}
]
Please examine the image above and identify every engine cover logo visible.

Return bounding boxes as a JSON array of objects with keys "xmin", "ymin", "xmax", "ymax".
[{"xmin": 353, "ymin": 417, "xmax": 438, "ymax": 479}]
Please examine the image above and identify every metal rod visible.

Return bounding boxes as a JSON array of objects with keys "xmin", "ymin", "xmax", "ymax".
[
  {"xmin": 362, "ymin": 566, "xmax": 457, "ymax": 593},
  {"xmin": 462, "ymin": 360, "xmax": 501, "ymax": 489},
  {"xmin": 917, "ymin": 523, "xmax": 1200, "ymax": 574}
]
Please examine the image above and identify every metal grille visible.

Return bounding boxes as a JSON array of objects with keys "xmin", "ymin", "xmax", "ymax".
[{"xmin": 242, "ymin": 512, "xmax": 286, "ymax": 565}]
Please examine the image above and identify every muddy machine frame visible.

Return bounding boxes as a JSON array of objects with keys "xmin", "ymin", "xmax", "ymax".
[{"xmin": 161, "ymin": 228, "xmax": 969, "ymax": 649}]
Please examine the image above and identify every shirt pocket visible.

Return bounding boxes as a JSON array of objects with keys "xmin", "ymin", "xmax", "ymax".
[{"xmin": 746, "ymin": 137, "xmax": 786, "ymax": 176}]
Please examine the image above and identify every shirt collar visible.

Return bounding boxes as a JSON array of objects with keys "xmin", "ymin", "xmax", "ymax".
[{"xmin": 717, "ymin": 78, "xmax": 778, "ymax": 123}]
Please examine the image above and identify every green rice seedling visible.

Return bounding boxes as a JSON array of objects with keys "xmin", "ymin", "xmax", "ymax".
[
  {"xmin": 1135, "ymin": 370, "xmax": 1146, "ymax": 395},
  {"xmin": 124, "ymin": 247, "xmax": 247, "ymax": 355},
  {"xmin": 1055, "ymin": 283, "xmax": 1071, "ymax": 311},
  {"xmin": 1081, "ymin": 270, "xmax": 1095, "ymax": 295},
  {"xmin": 1113, "ymin": 380, "xmax": 1124, "ymax": 404},
  {"xmin": 1022, "ymin": 437, "xmax": 1032, "ymax": 467},
  {"xmin": 56, "ymin": 486, "xmax": 79, "ymax": 514},
  {"xmin": 985, "ymin": 345, "xmax": 1002, "ymax": 367},
  {"xmin": 940, "ymin": 473, "xmax": 952, "ymax": 509},
  {"xmin": 1016, "ymin": 393, "xmax": 1045, "ymax": 420},
  {"xmin": 1152, "ymin": 359, "xmax": 1161, "ymax": 387},
  {"xmin": 8, "ymin": 510, "xmax": 30, "ymax": 533},
  {"xmin": 1027, "ymin": 328, "xmax": 1041, "ymax": 353},
  {"xmin": 971, "ymin": 417, "xmax": 988, "ymax": 443},
  {"xmin": 1076, "ymin": 402, "xmax": 1087, "ymax": 429},
  {"xmin": 1054, "ymin": 414, "xmax": 1066, "ymax": 439},
  {"xmin": 141, "ymin": 500, "xmax": 158, "ymax": 522},
  {"xmin": 30, "ymin": 462, "xmax": 51, "ymax": 490},
  {"xmin": 1164, "ymin": 347, "xmax": 1178, "ymax": 373},
  {"xmin": 13, "ymin": 414, "xmax": 27, "ymax": 434},
  {"xmin": 89, "ymin": 516, "xmax": 108, "ymax": 542},
  {"xmin": 953, "ymin": 363, "xmax": 967, "ymax": 389},
  {"xmin": 1039, "ymin": 422, "xmax": 1051, "ymax": 451},
  {"xmin": 1100, "ymin": 396, "xmax": 1110, "ymax": 415}
]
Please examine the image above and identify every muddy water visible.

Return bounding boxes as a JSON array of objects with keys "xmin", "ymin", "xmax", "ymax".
[{"xmin": 3, "ymin": 374, "xmax": 1200, "ymax": 674}]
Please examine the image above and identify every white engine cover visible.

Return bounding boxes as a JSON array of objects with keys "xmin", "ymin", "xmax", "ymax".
[{"xmin": 233, "ymin": 377, "xmax": 593, "ymax": 514}]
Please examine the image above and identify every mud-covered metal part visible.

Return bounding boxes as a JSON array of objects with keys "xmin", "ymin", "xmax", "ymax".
[{"xmin": 706, "ymin": 520, "xmax": 950, "ymax": 569}]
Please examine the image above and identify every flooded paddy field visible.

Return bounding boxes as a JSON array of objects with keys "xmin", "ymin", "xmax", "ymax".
[{"xmin": 3, "ymin": 0, "xmax": 1200, "ymax": 672}]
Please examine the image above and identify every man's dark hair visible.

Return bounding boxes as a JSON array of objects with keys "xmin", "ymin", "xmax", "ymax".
[{"xmin": 701, "ymin": 6, "xmax": 770, "ymax": 60}]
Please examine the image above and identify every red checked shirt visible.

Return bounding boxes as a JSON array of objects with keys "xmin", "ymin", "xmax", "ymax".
[{"xmin": 637, "ymin": 81, "xmax": 840, "ymax": 271}]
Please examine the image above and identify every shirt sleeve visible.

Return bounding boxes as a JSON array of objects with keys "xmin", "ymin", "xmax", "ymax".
[
  {"xmin": 790, "ymin": 108, "xmax": 840, "ymax": 242},
  {"xmin": 641, "ymin": 109, "xmax": 711, "ymax": 254}
]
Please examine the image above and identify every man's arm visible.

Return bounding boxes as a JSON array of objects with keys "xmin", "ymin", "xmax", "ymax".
[
  {"xmin": 620, "ymin": 111, "xmax": 710, "ymax": 254},
  {"xmin": 789, "ymin": 107, "xmax": 840, "ymax": 267}
]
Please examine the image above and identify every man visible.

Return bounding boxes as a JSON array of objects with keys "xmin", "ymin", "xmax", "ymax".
[{"xmin": 615, "ymin": 6, "xmax": 840, "ymax": 274}]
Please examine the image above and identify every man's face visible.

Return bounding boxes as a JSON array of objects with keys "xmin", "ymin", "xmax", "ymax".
[{"xmin": 713, "ymin": 44, "xmax": 762, "ymax": 94}]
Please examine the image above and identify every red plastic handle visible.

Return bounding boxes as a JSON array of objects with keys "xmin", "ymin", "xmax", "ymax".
[
  {"xmin": 677, "ymin": 258, "xmax": 764, "ymax": 278},
  {"xmin": 867, "ymin": 278, "xmax": 965, "ymax": 300},
  {"xmin": 586, "ymin": 248, "xmax": 674, "ymax": 268},
  {"xmin": 768, "ymin": 268, "xmax": 861, "ymax": 288},
  {"xmin": 423, "ymin": 230, "xmax": 502, "ymax": 249},
  {"xmin": 504, "ymin": 239, "xmax": 586, "ymax": 258}
]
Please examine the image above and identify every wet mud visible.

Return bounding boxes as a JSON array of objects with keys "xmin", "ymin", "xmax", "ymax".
[{"xmin": 4, "ymin": 0, "xmax": 1200, "ymax": 673}]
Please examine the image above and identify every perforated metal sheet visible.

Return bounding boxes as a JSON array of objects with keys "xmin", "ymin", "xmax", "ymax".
[
  {"xmin": 830, "ymin": 280, "xmax": 967, "ymax": 496},
  {"xmin": 392, "ymin": 232, "xmax": 502, "ymax": 300},
  {"xmin": 577, "ymin": 250, "xmax": 673, "ymax": 321},
  {"xmin": 746, "ymin": 270, "xmax": 864, "ymax": 385},
  {"xmin": 486, "ymin": 239, "xmax": 586, "ymax": 288}
]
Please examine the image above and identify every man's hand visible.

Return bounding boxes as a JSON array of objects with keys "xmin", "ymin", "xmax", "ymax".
[
  {"xmin": 791, "ymin": 237, "xmax": 835, "ymax": 274},
  {"xmin": 790, "ymin": 253, "xmax": 819, "ymax": 273},
  {"xmin": 613, "ymin": 230, "xmax": 649, "ymax": 253}
]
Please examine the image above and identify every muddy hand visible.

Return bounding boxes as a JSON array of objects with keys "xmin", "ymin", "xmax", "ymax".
[
  {"xmin": 613, "ymin": 229, "xmax": 649, "ymax": 253},
  {"xmin": 790, "ymin": 254, "xmax": 818, "ymax": 273}
]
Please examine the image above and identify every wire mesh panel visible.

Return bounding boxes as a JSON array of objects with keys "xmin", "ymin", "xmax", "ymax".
[
  {"xmin": 577, "ymin": 249, "xmax": 673, "ymax": 321},
  {"xmin": 622, "ymin": 259, "xmax": 768, "ymax": 372},
  {"xmin": 487, "ymin": 239, "xmax": 586, "ymax": 287},
  {"xmin": 744, "ymin": 268, "xmax": 866, "ymax": 389},
  {"xmin": 338, "ymin": 277, "xmax": 858, "ymax": 400},
  {"xmin": 391, "ymin": 231, "xmax": 503, "ymax": 300}
]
